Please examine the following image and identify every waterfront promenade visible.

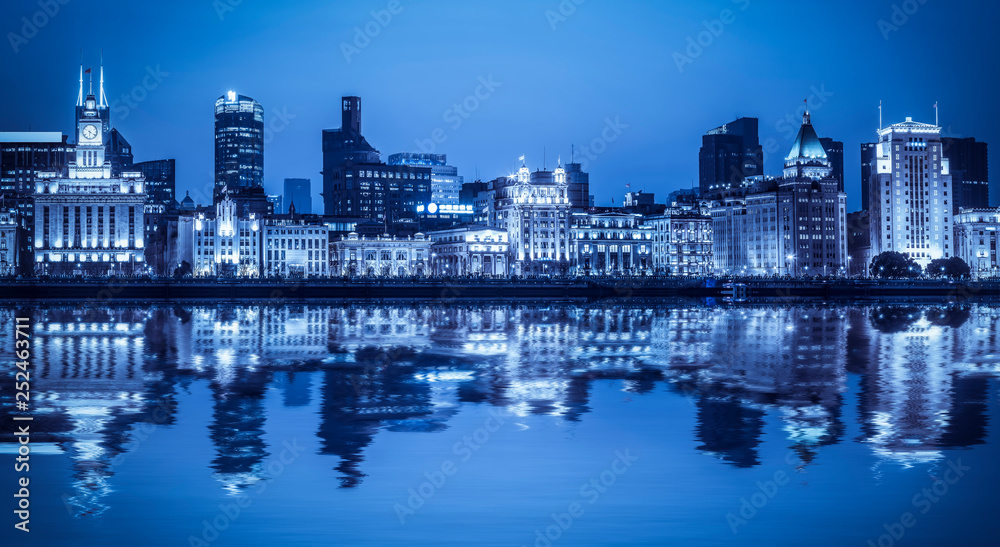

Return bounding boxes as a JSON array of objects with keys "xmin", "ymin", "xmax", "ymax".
[{"xmin": 0, "ymin": 276, "xmax": 997, "ymax": 302}]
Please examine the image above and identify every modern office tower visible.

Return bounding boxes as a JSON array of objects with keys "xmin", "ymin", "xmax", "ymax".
[
  {"xmin": 819, "ymin": 137, "xmax": 844, "ymax": 192},
  {"xmin": 860, "ymin": 142, "xmax": 877, "ymax": 211},
  {"xmin": 484, "ymin": 160, "xmax": 572, "ymax": 275},
  {"xmin": 387, "ymin": 153, "xmax": 463, "ymax": 207},
  {"xmin": 321, "ymin": 97, "xmax": 431, "ymax": 225},
  {"xmin": 953, "ymin": 208, "xmax": 1000, "ymax": 278},
  {"xmin": 33, "ymin": 89, "xmax": 146, "ymax": 275},
  {"xmin": 711, "ymin": 111, "xmax": 846, "ymax": 276},
  {"xmin": 283, "ymin": 178, "xmax": 312, "ymax": 214},
  {"xmin": 942, "ymin": 137, "xmax": 989, "ymax": 211},
  {"xmin": 133, "ymin": 159, "xmax": 176, "ymax": 209},
  {"xmin": 214, "ymin": 91, "xmax": 264, "ymax": 200},
  {"xmin": 107, "ymin": 128, "xmax": 133, "ymax": 177},
  {"xmin": 0, "ymin": 132, "xmax": 71, "ymax": 272},
  {"xmin": 698, "ymin": 117, "xmax": 764, "ymax": 197},
  {"xmin": 564, "ymin": 161, "xmax": 591, "ymax": 209},
  {"xmin": 868, "ymin": 117, "xmax": 954, "ymax": 267}
]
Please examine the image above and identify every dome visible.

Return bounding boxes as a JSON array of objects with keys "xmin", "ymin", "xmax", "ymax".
[{"xmin": 785, "ymin": 111, "xmax": 828, "ymax": 163}]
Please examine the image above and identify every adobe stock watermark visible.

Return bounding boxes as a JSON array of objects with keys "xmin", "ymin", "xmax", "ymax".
[
  {"xmin": 394, "ymin": 408, "xmax": 510, "ymax": 524},
  {"xmin": 878, "ymin": 0, "xmax": 930, "ymax": 41},
  {"xmin": 546, "ymin": 0, "xmax": 586, "ymax": 31},
  {"xmin": 187, "ymin": 438, "xmax": 307, "ymax": 547},
  {"xmin": 110, "ymin": 65, "xmax": 170, "ymax": 121},
  {"xmin": 725, "ymin": 450, "xmax": 803, "ymax": 533},
  {"xmin": 575, "ymin": 117, "xmax": 628, "ymax": 171},
  {"xmin": 213, "ymin": 0, "xmax": 243, "ymax": 22},
  {"xmin": 7, "ymin": 0, "xmax": 71, "ymax": 53},
  {"xmin": 341, "ymin": 0, "xmax": 407, "ymax": 63},
  {"xmin": 263, "ymin": 106, "xmax": 297, "ymax": 145},
  {"xmin": 672, "ymin": 0, "xmax": 750, "ymax": 74},
  {"xmin": 865, "ymin": 458, "xmax": 971, "ymax": 547},
  {"xmin": 521, "ymin": 449, "xmax": 638, "ymax": 547},
  {"xmin": 414, "ymin": 75, "xmax": 502, "ymax": 154}
]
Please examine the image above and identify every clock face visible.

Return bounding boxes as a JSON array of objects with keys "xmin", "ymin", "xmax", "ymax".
[{"xmin": 83, "ymin": 124, "xmax": 98, "ymax": 140}]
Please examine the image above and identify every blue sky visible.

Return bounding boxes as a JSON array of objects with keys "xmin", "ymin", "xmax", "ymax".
[{"xmin": 1, "ymin": 0, "xmax": 997, "ymax": 212}]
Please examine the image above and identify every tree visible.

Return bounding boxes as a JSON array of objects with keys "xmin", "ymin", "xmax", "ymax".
[
  {"xmin": 870, "ymin": 251, "xmax": 922, "ymax": 278},
  {"xmin": 173, "ymin": 260, "xmax": 192, "ymax": 279},
  {"xmin": 927, "ymin": 257, "xmax": 971, "ymax": 279}
]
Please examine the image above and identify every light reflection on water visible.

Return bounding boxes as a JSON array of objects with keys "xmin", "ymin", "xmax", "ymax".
[{"xmin": 1, "ymin": 303, "xmax": 998, "ymax": 545}]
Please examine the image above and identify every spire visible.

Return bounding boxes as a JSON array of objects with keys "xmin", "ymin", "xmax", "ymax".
[
  {"xmin": 77, "ymin": 53, "xmax": 84, "ymax": 106},
  {"xmin": 88, "ymin": 68, "xmax": 94, "ymax": 97},
  {"xmin": 99, "ymin": 49, "xmax": 107, "ymax": 108},
  {"xmin": 802, "ymin": 99, "xmax": 811, "ymax": 125}
]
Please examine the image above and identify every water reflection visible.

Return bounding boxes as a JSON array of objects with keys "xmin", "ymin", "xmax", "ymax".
[{"xmin": 2, "ymin": 302, "xmax": 998, "ymax": 514}]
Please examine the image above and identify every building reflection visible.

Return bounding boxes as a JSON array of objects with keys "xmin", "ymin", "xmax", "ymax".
[{"xmin": 0, "ymin": 302, "xmax": 997, "ymax": 508}]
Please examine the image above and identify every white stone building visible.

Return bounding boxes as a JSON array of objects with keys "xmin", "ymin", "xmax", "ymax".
[
  {"xmin": 485, "ymin": 160, "xmax": 572, "ymax": 276},
  {"xmin": 329, "ymin": 233, "xmax": 431, "ymax": 277},
  {"xmin": 868, "ymin": 117, "xmax": 954, "ymax": 267},
  {"xmin": 192, "ymin": 196, "xmax": 262, "ymax": 277},
  {"xmin": 647, "ymin": 207, "xmax": 713, "ymax": 276},
  {"xmin": 954, "ymin": 208, "xmax": 999, "ymax": 278},
  {"xmin": 33, "ymin": 88, "xmax": 146, "ymax": 275},
  {"xmin": 428, "ymin": 225, "xmax": 510, "ymax": 276},
  {"xmin": 0, "ymin": 212, "xmax": 18, "ymax": 275},
  {"xmin": 569, "ymin": 212, "xmax": 652, "ymax": 275},
  {"xmin": 263, "ymin": 220, "xmax": 329, "ymax": 277}
]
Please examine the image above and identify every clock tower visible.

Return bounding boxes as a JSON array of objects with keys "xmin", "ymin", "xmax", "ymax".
[{"xmin": 69, "ymin": 92, "xmax": 110, "ymax": 179}]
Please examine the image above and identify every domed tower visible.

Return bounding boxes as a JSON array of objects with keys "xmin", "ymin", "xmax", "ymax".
[{"xmin": 783, "ymin": 111, "xmax": 832, "ymax": 181}]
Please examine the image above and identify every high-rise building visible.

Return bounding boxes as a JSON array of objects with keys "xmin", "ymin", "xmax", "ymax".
[
  {"xmin": 283, "ymin": 178, "xmax": 312, "ymax": 214},
  {"xmin": 321, "ymin": 97, "xmax": 430, "ymax": 226},
  {"xmin": 107, "ymin": 128, "xmax": 133, "ymax": 177},
  {"xmin": 214, "ymin": 91, "xmax": 263, "ymax": 200},
  {"xmin": 133, "ymin": 159, "xmax": 175, "ymax": 209},
  {"xmin": 860, "ymin": 142, "xmax": 877, "ymax": 212},
  {"xmin": 565, "ymin": 161, "xmax": 591, "ymax": 209},
  {"xmin": 698, "ymin": 117, "xmax": 763, "ymax": 197},
  {"xmin": 818, "ymin": 137, "xmax": 844, "ymax": 192},
  {"xmin": 711, "ymin": 111, "xmax": 846, "ymax": 276},
  {"xmin": 33, "ymin": 86, "xmax": 146, "ymax": 274},
  {"xmin": 387, "ymin": 153, "xmax": 463, "ymax": 207},
  {"xmin": 942, "ymin": 137, "xmax": 989, "ymax": 211},
  {"xmin": 868, "ymin": 117, "xmax": 953, "ymax": 267},
  {"xmin": 0, "ymin": 132, "xmax": 71, "ymax": 273}
]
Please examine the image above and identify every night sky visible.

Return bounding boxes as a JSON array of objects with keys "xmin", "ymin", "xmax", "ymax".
[{"xmin": 1, "ymin": 0, "xmax": 997, "ymax": 213}]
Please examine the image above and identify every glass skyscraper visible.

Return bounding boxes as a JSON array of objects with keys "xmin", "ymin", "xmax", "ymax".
[{"xmin": 214, "ymin": 91, "xmax": 263, "ymax": 201}]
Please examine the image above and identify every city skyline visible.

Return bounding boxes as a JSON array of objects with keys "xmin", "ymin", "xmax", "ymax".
[{"xmin": 2, "ymin": 1, "xmax": 997, "ymax": 214}]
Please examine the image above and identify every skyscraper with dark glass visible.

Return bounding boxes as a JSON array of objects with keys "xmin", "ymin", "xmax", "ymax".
[
  {"xmin": 698, "ymin": 117, "xmax": 763, "ymax": 197},
  {"xmin": 819, "ymin": 137, "xmax": 844, "ymax": 192},
  {"xmin": 942, "ymin": 137, "xmax": 989, "ymax": 211},
  {"xmin": 214, "ymin": 92, "xmax": 263, "ymax": 201},
  {"xmin": 860, "ymin": 142, "xmax": 877, "ymax": 212},
  {"xmin": 134, "ymin": 159, "xmax": 176, "ymax": 208}
]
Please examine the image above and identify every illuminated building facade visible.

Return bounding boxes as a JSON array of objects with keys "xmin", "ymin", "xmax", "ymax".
[
  {"xmin": 263, "ymin": 220, "xmax": 329, "ymax": 277},
  {"xmin": 388, "ymin": 153, "xmax": 463, "ymax": 207},
  {"xmin": 33, "ymin": 85, "xmax": 146, "ymax": 275},
  {"xmin": 647, "ymin": 206, "xmax": 713, "ymax": 276},
  {"xmin": 0, "ymin": 212, "xmax": 18, "ymax": 275},
  {"xmin": 711, "ymin": 112, "xmax": 847, "ymax": 276},
  {"xmin": 329, "ymin": 232, "xmax": 431, "ymax": 277},
  {"xmin": 485, "ymin": 160, "xmax": 572, "ymax": 275},
  {"xmin": 569, "ymin": 212, "xmax": 652, "ymax": 275},
  {"xmin": 214, "ymin": 91, "xmax": 263, "ymax": 200},
  {"xmin": 192, "ymin": 195, "xmax": 262, "ymax": 277},
  {"xmin": 868, "ymin": 117, "xmax": 954, "ymax": 267},
  {"xmin": 428, "ymin": 225, "xmax": 509, "ymax": 276},
  {"xmin": 954, "ymin": 208, "xmax": 1000, "ymax": 278}
]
